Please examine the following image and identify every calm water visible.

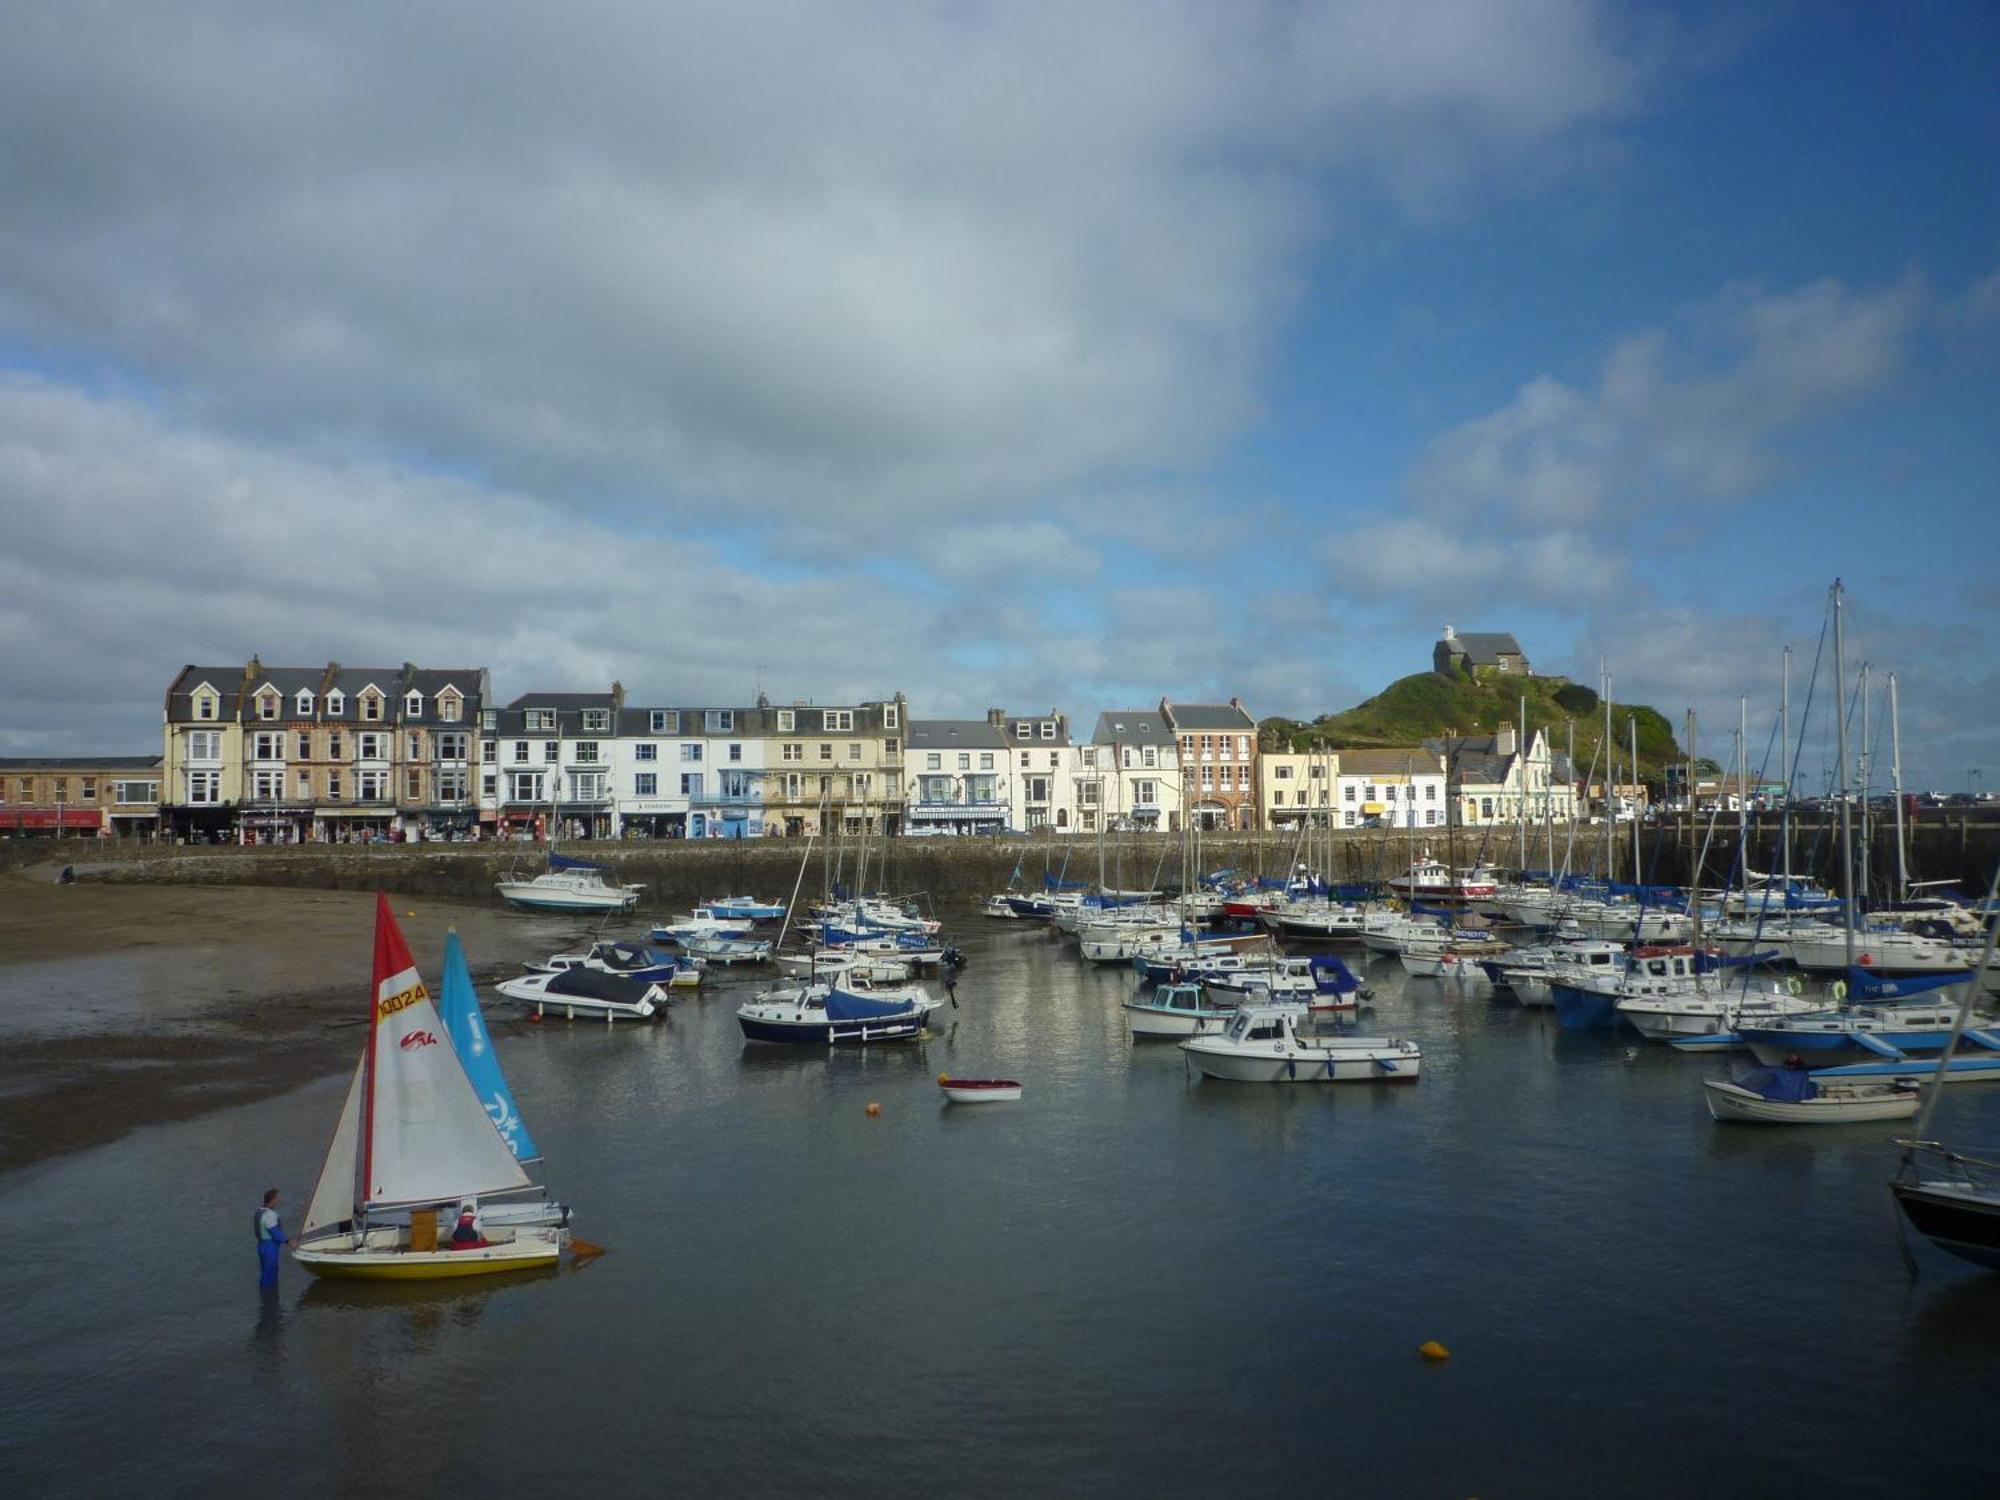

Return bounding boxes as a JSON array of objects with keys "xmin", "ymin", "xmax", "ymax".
[{"xmin": 4, "ymin": 908, "xmax": 2000, "ymax": 1497}]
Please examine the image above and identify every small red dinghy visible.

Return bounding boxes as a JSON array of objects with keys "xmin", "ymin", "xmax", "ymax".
[{"xmin": 937, "ymin": 1075, "xmax": 1023, "ymax": 1103}]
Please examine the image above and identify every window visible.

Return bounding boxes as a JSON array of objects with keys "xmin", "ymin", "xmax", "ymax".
[
  {"xmin": 524, "ymin": 708, "xmax": 555, "ymax": 732},
  {"xmin": 439, "ymin": 695, "xmax": 462, "ymax": 723},
  {"xmin": 721, "ymin": 771, "xmax": 751, "ymax": 799},
  {"xmin": 883, "ymin": 704, "xmax": 898, "ymax": 729},
  {"xmin": 979, "ymin": 753, "xmax": 994, "ymax": 770},
  {"xmin": 481, "ymin": 708, "xmax": 496, "ymax": 731},
  {"xmin": 253, "ymin": 732, "xmax": 284, "ymax": 761},
  {"xmin": 327, "ymin": 772, "xmax": 342, "ymax": 800},
  {"xmin": 581, "ymin": 709, "xmax": 610, "ymax": 733},
  {"xmin": 437, "ymin": 769, "xmax": 468, "ymax": 801},
  {"xmin": 1142, "ymin": 747, "xmax": 1157, "ymax": 768},
  {"xmin": 187, "ymin": 770, "xmax": 220, "ymax": 804},
  {"xmin": 326, "ymin": 690, "xmax": 345, "ymax": 717},
  {"xmin": 1081, "ymin": 748, "xmax": 1097, "ymax": 768},
  {"xmin": 1122, "ymin": 749, "xmax": 1134, "ymax": 768},
  {"xmin": 406, "ymin": 733, "xmax": 423, "ymax": 760},
  {"xmin": 79, "ymin": 777, "xmax": 96, "ymax": 801},
  {"xmin": 926, "ymin": 753, "xmax": 942, "ymax": 770},
  {"xmin": 782, "ymin": 743, "xmax": 802, "ymax": 762},
  {"xmin": 358, "ymin": 733, "xmax": 386, "ymax": 761},
  {"xmin": 1481, "ymin": 798, "xmax": 1494, "ymax": 818},
  {"xmin": 438, "ymin": 732, "xmax": 468, "ymax": 760},
  {"xmin": 194, "ymin": 692, "xmax": 217, "ymax": 721},
  {"xmin": 328, "ymin": 731, "xmax": 343, "ymax": 760},
  {"xmin": 241, "ymin": 769, "xmax": 274, "ymax": 798},
  {"xmin": 357, "ymin": 770, "xmax": 387, "ymax": 801},
  {"xmin": 776, "ymin": 710, "xmax": 795, "ymax": 732},
  {"xmin": 573, "ymin": 741, "xmax": 600, "ymax": 764},
  {"xmin": 1344, "ymin": 811, "xmax": 1356, "ymax": 827},
  {"xmin": 405, "ymin": 693, "xmax": 424, "ymax": 718},
  {"xmin": 635, "ymin": 773, "xmax": 657, "ymax": 797},
  {"xmin": 256, "ymin": 692, "xmax": 278, "ymax": 721},
  {"xmin": 650, "ymin": 710, "xmax": 677, "ymax": 734},
  {"xmin": 187, "ymin": 730, "xmax": 222, "ymax": 762},
  {"xmin": 296, "ymin": 733, "xmax": 311, "ymax": 759},
  {"xmin": 360, "ymin": 693, "xmax": 383, "ymax": 722},
  {"xmin": 636, "ymin": 743, "xmax": 657, "ymax": 762},
  {"xmin": 1019, "ymin": 751, "xmax": 1030, "ymax": 768},
  {"xmin": 543, "ymin": 742, "xmax": 559, "ymax": 763},
  {"xmin": 957, "ymin": 753, "xmax": 970, "ymax": 770},
  {"xmin": 1041, "ymin": 722, "xmax": 1056, "ymax": 740},
  {"xmin": 705, "ymin": 709, "xmax": 734, "ymax": 732},
  {"xmin": 114, "ymin": 781, "xmax": 159, "ymax": 805},
  {"xmin": 728, "ymin": 743, "xmax": 742, "ymax": 762},
  {"xmin": 1238, "ymin": 736, "xmax": 1250, "ymax": 758},
  {"xmin": 1016, "ymin": 722, "xmax": 1031, "ymax": 740},
  {"xmin": 405, "ymin": 770, "xmax": 422, "ymax": 800},
  {"xmin": 819, "ymin": 743, "xmax": 833, "ymax": 761},
  {"xmin": 853, "ymin": 773, "xmax": 873, "ymax": 797},
  {"xmin": 513, "ymin": 741, "xmax": 530, "ymax": 764},
  {"xmin": 481, "ymin": 741, "xmax": 495, "ymax": 765},
  {"xmin": 1343, "ymin": 785, "xmax": 1356, "ymax": 802},
  {"xmin": 922, "ymin": 776, "xmax": 953, "ymax": 803},
  {"xmin": 1027, "ymin": 776, "xmax": 1050, "ymax": 802},
  {"xmin": 782, "ymin": 773, "xmax": 803, "ymax": 798},
  {"xmin": 848, "ymin": 743, "xmax": 862, "ymax": 762},
  {"xmin": 295, "ymin": 690, "xmax": 314, "ymax": 716},
  {"xmin": 481, "ymin": 771, "xmax": 497, "ymax": 797},
  {"xmin": 1048, "ymin": 753, "xmax": 1059, "ymax": 769},
  {"xmin": 885, "ymin": 739, "xmax": 898, "ymax": 755},
  {"xmin": 508, "ymin": 771, "xmax": 543, "ymax": 802},
  {"xmin": 1425, "ymin": 783, "xmax": 1437, "ymax": 800},
  {"xmin": 1135, "ymin": 780, "xmax": 1157, "ymax": 805},
  {"xmin": 824, "ymin": 710, "xmax": 853, "ymax": 732},
  {"xmin": 680, "ymin": 743, "xmax": 703, "ymax": 763},
  {"xmin": 680, "ymin": 773, "xmax": 703, "ymax": 797},
  {"xmin": 572, "ymin": 772, "xmax": 606, "ymax": 802},
  {"xmin": 1275, "ymin": 765, "xmax": 1293, "ymax": 780}
]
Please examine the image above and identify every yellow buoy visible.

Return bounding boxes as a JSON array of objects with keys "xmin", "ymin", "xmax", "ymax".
[
  {"xmin": 406, "ymin": 910, "xmax": 416, "ymax": 918},
  {"xmin": 937, "ymin": 1072, "xmax": 950, "ymax": 1084},
  {"xmin": 866, "ymin": 1101, "xmax": 882, "ymax": 1118},
  {"xmin": 1418, "ymin": 1340, "xmax": 1451, "ymax": 1362}
]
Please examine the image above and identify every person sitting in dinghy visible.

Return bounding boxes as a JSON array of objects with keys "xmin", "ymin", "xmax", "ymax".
[{"xmin": 448, "ymin": 1203, "xmax": 489, "ymax": 1249}]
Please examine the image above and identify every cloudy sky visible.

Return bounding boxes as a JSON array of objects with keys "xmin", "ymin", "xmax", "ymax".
[{"xmin": 1, "ymin": 2, "xmax": 1994, "ymax": 788}]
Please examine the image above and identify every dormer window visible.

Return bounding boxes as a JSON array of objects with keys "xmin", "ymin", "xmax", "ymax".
[
  {"xmin": 1015, "ymin": 722, "xmax": 1031, "ymax": 739},
  {"xmin": 405, "ymin": 692, "xmax": 424, "ymax": 718},
  {"xmin": 884, "ymin": 704, "xmax": 899, "ymax": 729},
  {"xmin": 438, "ymin": 693, "xmax": 462, "ymax": 723},
  {"xmin": 255, "ymin": 690, "xmax": 279, "ymax": 721},
  {"xmin": 582, "ymin": 709, "xmax": 611, "ymax": 733},
  {"xmin": 1040, "ymin": 722, "xmax": 1055, "ymax": 740},
  {"xmin": 326, "ymin": 690, "xmax": 345, "ymax": 717},
  {"xmin": 295, "ymin": 690, "xmax": 314, "ymax": 717},
  {"xmin": 360, "ymin": 691, "xmax": 383, "ymax": 722}
]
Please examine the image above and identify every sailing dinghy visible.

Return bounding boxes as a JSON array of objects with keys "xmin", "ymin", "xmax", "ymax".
[{"xmin": 294, "ymin": 896, "xmax": 569, "ymax": 1280}]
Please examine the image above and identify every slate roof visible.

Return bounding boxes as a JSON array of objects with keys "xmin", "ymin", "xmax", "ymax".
[
  {"xmin": 908, "ymin": 719, "xmax": 1009, "ymax": 750},
  {"xmin": 1160, "ymin": 699, "xmax": 1256, "ymax": 732},
  {"xmin": 1441, "ymin": 632, "xmax": 1526, "ymax": 665},
  {"xmin": 1091, "ymin": 709, "xmax": 1174, "ymax": 746},
  {"xmin": 166, "ymin": 663, "xmax": 486, "ymax": 724},
  {"xmin": 1003, "ymin": 714, "xmax": 1071, "ymax": 746},
  {"xmin": 0, "ymin": 755, "xmax": 162, "ymax": 770},
  {"xmin": 1338, "ymin": 747, "xmax": 1444, "ymax": 777}
]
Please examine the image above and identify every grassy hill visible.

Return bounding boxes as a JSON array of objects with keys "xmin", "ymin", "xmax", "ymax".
[{"xmin": 1260, "ymin": 672, "xmax": 1683, "ymax": 778}]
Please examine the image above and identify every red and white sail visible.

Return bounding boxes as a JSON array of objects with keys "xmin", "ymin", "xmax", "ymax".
[{"xmin": 302, "ymin": 895, "xmax": 529, "ymax": 1233}]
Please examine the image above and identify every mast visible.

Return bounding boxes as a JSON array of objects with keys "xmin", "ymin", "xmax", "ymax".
[
  {"xmin": 1890, "ymin": 672, "xmax": 1909, "ymax": 902},
  {"xmin": 1628, "ymin": 715, "xmax": 1641, "ymax": 881},
  {"xmin": 1517, "ymin": 691, "xmax": 1528, "ymax": 877},
  {"xmin": 1857, "ymin": 663, "xmax": 1872, "ymax": 911},
  {"xmin": 1684, "ymin": 709, "xmax": 1698, "ymax": 912},
  {"xmin": 1737, "ymin": 697, "xmax": 1749, "ymax": 908},
  {"xmin": 1781, "ymin": 646, "xmax": 1793, "ymax": 895},
  {"xmin": 1832, "ymin": 580, "xmax": 1856, "ymax": 974},
  {"xmin": 1603, "ymin": 661, "xmax": 1615, "ymax": 882}
]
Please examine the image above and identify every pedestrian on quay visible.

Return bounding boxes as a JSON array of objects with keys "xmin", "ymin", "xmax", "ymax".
[{"xmin": 255, "ymin": 1187, "xmax": 288, "ymax": 1288}]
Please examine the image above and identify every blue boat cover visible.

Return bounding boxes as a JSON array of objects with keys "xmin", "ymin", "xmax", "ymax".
[
  {"xmin": 824, "ymin": 988, "xmax": 920, "ymax": 1021},
  {"xmin": 1043, "ymin": 873, "xmax": 1088, "ymax": 891},
  {"xmin": 1410, "ymin": 901, "xmax": 1456, "ymax": 918},
  {"xmin": 1737, "ymin": 1067, "xmax": 1817, "ymax": 1102},
  {"xmin": 547, "ymin": 851, "xmax": 602, "ymax": 871},
  {"xmin": 1309, "ymin": 954, "xmax": 1361, "ymax": 993},
  {"xmin": 1696, "ymin": 950, "xmax": 1780, "ymax": 972},
  {"xmin": 1849, "ymin": 968, "xmax": 1967, "ymax": 1001}
]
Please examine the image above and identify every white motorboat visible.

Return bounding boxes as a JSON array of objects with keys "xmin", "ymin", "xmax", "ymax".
[
  {"xmin": 652, "ymin": 907, "xmax": 757, "ymax": 942},
  {"xmin": 1124, "ymin": 982, "xmax": 1254, "ymax": 1039},
  {"xmin": 1702, "ymin": 1068, "xmax": 1918, "ymax": 1124},
  {"xmin": 774, "ymin": 948, "xmax": 913, "ymax": 983},
  {"xmin": 493, "ymin": 967, "xmax": 664, "ymax": 1022},
  {"xmin": 1361, "ymin": 912, "xmax": 1444, "ymax": 955},
  {"xmin": 526, "ymin": 940, "xmax": 696, "ymax": 988},
  {"xmin": 1617, "ymin": 987, "xmax": 1820, "ymax": 1042},
  {"xmin": 1788, "ymin": 927, "xmax": 1975, "ymax": 976},
  {"xmin": 982, "ymin": 895, "xmax": 1021, "ymax": 919},
  {"xmin": 1386, "ymin": 853, "xmax": 1497, "ymax": 902},
  {"xmin": 1491, "ymin": 939, "xmax": 1627, "ymax": 1007},
  {"xmin": 1179, "ymin": 1006, "xmax": 1421, "ymax": 1084},
  {"xmin": 494, "ymin": 854, "xmax": 643, "ymax": 913},
  {"xmin": 681, "ymin": 933, "xmax": 773, "ymax": 965}
]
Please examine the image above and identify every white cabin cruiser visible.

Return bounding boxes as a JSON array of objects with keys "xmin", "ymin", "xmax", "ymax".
[
  {"xmin": 494, "ymin": 854, "xmax": 643, "ymax": 913},
  {"xmin": 1179, "ymin": 1006, "xmax": 1420, "ymax": 1084}
]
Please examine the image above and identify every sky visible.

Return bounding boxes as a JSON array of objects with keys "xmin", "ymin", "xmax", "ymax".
[{"xmin": 0, "ymin": 1, "xmax": 1994, "ymax": 790}]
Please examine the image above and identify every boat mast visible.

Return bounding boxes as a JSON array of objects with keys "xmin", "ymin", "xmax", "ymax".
[
  {"xmin": 1603, "ymin": 661, "xmax": 1615, "ymax": 882},
  {"xmin": 1831, "ymin": 580, "xmax": 1856, "ymax": 974},
  {"xmin": 1857, "ymin": 663, "xmax": 1872, "ymax": 912},
  {"xmin": 1628, "ymin": 714, "xmax": 1641, "ymax": 882},
  {"xmin": 1517, "ymin": 691, "xmax": 1528, "ymax": 877},
  {"xmin": 1684, "ymin": 708, "xmax": 1698, "ymax": 915},
  {"xmin": 1889, "ymin": 672, "xmax": 1909, "ymax": 903},
  {"xmin": 1737, "ymin": 697, "xmax": 1749, "ymax": 910},
  {"xmin": 1780, "ymin": 646, "xmax": 1793, "ymax": 896}
]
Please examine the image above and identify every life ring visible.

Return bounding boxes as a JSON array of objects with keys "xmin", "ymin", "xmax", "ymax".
[
  {"xmin": 1785, "ymin": 975, "xmax": 1804, "ymax": 996},
  {"xmin": 1830, "ymin": 979, "xmax": 1848, "ymax": 1001}
]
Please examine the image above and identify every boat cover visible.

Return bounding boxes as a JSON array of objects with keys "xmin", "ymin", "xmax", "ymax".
[
  {"xmin": 1696, "ymin": 950, "xmax": 1780, "ymax": 971},
  {"xmin": 547, "ymin": 967, "xmax": 653, "ymax": 1002},
  {"xmin": 548, "ymin": 851, "xmax": 604, "ymax": 872},
  {"xmin": 824, "ymin": 987, "xmax": 920, "ymax": 1021},
  {"xmin": 1308, "ymin": 955, "xmax": 1361, "ymax": 993},
  {"xmin": 1736, "ymin": 1067, "xmax": 1817, "ymax": 1102},
  {"xmin": 1848, "ymin": 968, "xmax": 1968, "ymax": 1001}
]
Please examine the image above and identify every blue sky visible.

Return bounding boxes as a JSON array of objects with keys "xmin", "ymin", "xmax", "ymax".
[{"xmin": 0, "ymin": 1, "xmax": 1993, "ymax": 789}]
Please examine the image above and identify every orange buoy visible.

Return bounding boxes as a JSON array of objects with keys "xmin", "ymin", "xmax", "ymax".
[
  {"xmin": 1418, "ymin": 1340, "xmax": 1451, "ymax": 1362},
  {"xmin": 866, "ymin": 1101, "xmax": 882, "ymax": 1118}
]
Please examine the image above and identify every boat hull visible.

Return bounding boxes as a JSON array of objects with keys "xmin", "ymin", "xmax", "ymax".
[
  {"xmin": 1179, "ymin": 1042, "xmax": 1420, "ymax": 1084},
  {"xmin": 1701, "ymin": 1080, "xmax": 1916, "ymax": 1124},
  {"xmin": 295, "ymin": 1227, "xmax": 565, "ymax": 1280},
  {"xmin": 736, "ymin": 1013, "xmax": 924, "ymax": 1045},
  {"xmin": 496, "ymin": 887, "xmax": 637, "ymax": 913},
  {"xmin": 939, "ymin": 1079, "xmax": 1023, "ymax": 1103},
  {"xmin": 1892, "ymin": 1182, "xmax": 2000, "ymax": 1270}
]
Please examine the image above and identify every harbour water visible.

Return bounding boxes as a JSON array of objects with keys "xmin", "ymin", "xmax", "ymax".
[{"xmin": 3, "ymin": 898, "xmax": 1999, "ymax": 1496}]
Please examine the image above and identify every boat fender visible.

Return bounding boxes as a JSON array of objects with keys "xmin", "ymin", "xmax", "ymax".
[
  {"xmin": 1830, "ymin": 980, "xmax": 1848, "ymax": 1001},
  {"xmin": 1785, "ymin": 975, "xmax": 1804, "ymax": 997},
  {"xmin": 865, "ymin": 1101, "xmax": 882, "ymax": 1118}
]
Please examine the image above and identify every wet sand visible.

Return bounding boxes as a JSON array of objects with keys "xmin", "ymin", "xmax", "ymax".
[{"xmin": 0, "ymin": 876, "xmax": 621, "ymax": 1172}]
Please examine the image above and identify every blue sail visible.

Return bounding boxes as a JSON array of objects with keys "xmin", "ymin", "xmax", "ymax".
[{"xmin": 439, "ymin": 930, "xmax": 540, "ymax": 1163}]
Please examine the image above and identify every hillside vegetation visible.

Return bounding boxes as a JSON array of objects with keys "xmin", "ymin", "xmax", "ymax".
[{"xmin": 1260, "ymin": 672, "xmax": 1684, "ymax": 777}]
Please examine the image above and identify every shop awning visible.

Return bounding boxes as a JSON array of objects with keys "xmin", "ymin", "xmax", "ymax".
[{"xmin": 1, "ymin": 808, "xmax": 103, "ymax": 830}]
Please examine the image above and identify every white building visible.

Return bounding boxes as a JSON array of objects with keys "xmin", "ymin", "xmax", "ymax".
[
  {"xmin": 1424, "ymin": 724, "xmax": 1576, "ymax": 828},
  {"xmin": 1333, "ymin": 747, "xmax": 1449, "ymax": 830},
  {"xmin": 1084, "ymin": 709, "xmax": 1182, "ymax": 833},
  {"xmin": 905, "ymin": 719, "xmax": 1011, "ymax": 834},
  {"xmin": 1000, "ymin": 710, "xmax": 1081, "ymax": 833}
]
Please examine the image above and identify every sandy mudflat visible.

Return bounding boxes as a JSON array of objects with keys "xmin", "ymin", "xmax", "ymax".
[{"xmin": 0, "ymin": 876, "xmax": 610, "ymax": 1172}]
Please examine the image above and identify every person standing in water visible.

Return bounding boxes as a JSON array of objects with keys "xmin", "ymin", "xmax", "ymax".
[{"xmin": 255, "ymin": 1188, "xmax": 288, "ymax": 1288}]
